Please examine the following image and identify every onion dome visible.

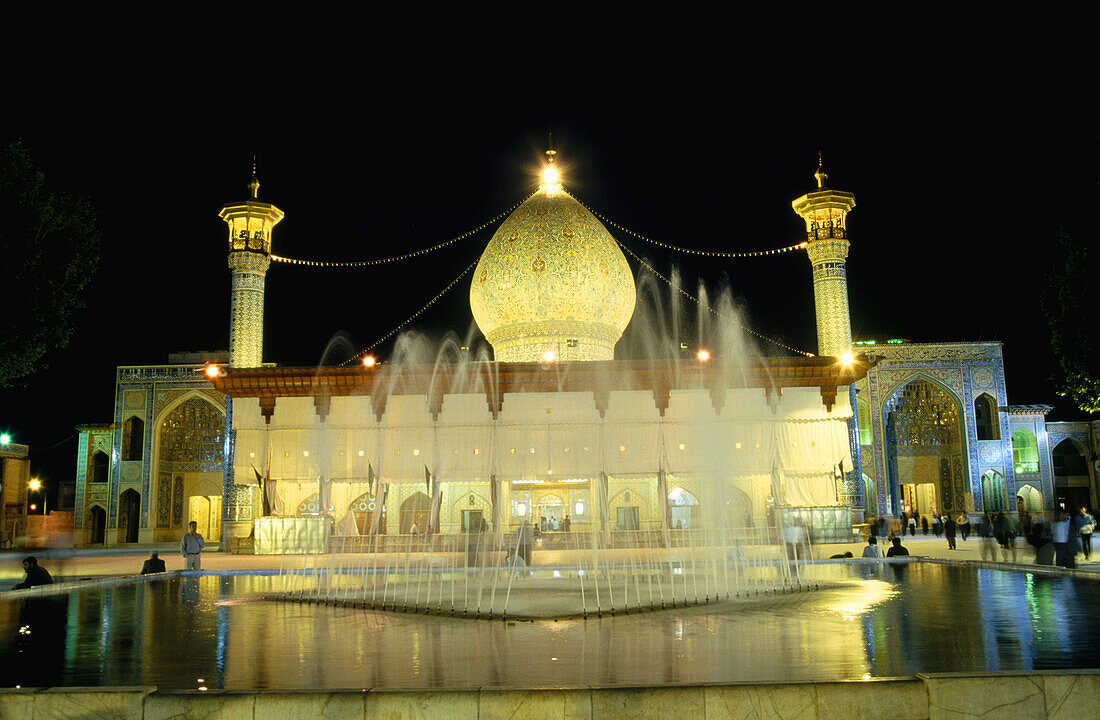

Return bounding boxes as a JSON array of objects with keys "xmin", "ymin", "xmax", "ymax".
[{"xmin": 470, "ymin": 174, "xmax": 635, "ymax": 362}]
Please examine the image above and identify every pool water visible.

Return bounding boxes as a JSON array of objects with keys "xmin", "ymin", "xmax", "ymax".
[{"xmin": 2, "ymin": 563, "xmax": 1098, "ymax": 689}]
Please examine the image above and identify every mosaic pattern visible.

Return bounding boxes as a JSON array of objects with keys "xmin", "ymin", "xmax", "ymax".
[
  {"xmin": 228, "ymin": 251, "xmax": 270, "ymax": 368},
  {"xmin": 972, "ymin": 367, "xmax": 995, "ymax": 389},
  {"xmin": 159, "ymin": 398, "xmax": 226, "ymax": 466},
  {"xmin": 470, "ymin": 185, "xmax": 635, "ymax": 362},
  {"xmin": 157, "ymin": 474, "xmax": 171, "ymax": 527}
]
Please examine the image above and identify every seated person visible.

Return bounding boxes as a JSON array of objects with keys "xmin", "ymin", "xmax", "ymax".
[
  {"xmin": 861, "ymin": 536, "xmax": 884, "ymax": 558},
  {"xmin": 829, "ymin": 551, "xmax": 854, "ymax": 559},
  {"xmin": 12, "ymin": 556, "xmax": 53, "ymax": 589},
  {"xmin": 886, "ymin": 537, "xmax": 910, "ymax": 557},
  {"xmin": 141, "ymin": 551, "xmax": 167, "ymax": 574}
]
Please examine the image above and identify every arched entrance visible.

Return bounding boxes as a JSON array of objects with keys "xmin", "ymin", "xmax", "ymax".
[
  {"xmin": 400, "ymin": 492, "xmax": 431, "ymax": 533},
  {"xmin": 536, "ymin": 494, "xmax": 565, "ymax": 530},
  {"xmin": 884, "ymin": 378, "xmax": 967, "ymax": 516},
  {"xmin": 86, "ymin": 505, "xmax": 106, "ymax": 545},
  {"xmin": 154, "ymin": 394, "xmax": 225, "ymax": 542},
  {"xmin": 1052, "ymin": 439, "xmax": 1091, "ymax": 512},
  {"xmin": 668, "ymin": 487, "xmax": 698, "ymax": 529},
  {"xmin": 981, "ymin": 470, "xmax": 1006, "ymax": 512},
  {"xmin": 349, "ymin": 492, "xmax": 385, "ymax": 534},
  {"xmin": 119, "ymin": 489, "xmax": 140, "ymax": 543},
  {"xmin": 1016, "ymin": 483, "xmax": 1044, "ymax": 512}
]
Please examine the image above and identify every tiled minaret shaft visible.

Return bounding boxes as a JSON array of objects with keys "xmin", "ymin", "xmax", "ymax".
[{"xmin": 791, "ymin": 159, "xmax": 856, "ymax": 359}]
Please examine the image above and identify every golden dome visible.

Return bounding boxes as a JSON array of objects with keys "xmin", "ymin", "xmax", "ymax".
[{"xmin": 470, "ymin": 182, "xmax": 636, "ymax": 362}]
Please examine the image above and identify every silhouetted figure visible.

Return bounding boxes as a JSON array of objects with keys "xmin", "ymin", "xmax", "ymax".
[
  {"xmin": 141, "ymin": 551, "xmax": 166, "ymax": 575},
  {"xmin": 886, "ymin": 537, "xmax": 909, "ymax": 557},
  {"xmin": 12, "ymin": 556, "xmax": 53, "ymax": 589},
  {"xmin": 944, "ymin": 516, "xmax": 957, "ymax": 550}
]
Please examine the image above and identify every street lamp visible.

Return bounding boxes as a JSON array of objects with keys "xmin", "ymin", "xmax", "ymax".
[{"xmin": 28, "ymin": 478, "xmax": 46, "ymax": 515}]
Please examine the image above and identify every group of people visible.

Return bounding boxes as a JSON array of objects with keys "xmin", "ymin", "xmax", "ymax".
[
  {"xmin": 859, "ymin": 506, "xmax": 1095, "ymax": 568},
  {"xmin": 8, "ymin": 520, "xmax": 207, "ymax": 591}
]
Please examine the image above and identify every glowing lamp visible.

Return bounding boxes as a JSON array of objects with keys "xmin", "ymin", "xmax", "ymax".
[
  {"xmin": 28, "ymin": 504, "xmax": 36, "ymax": 511},
  {"xmin": 542, "ymin": 166, "xmax": 560, "ymax": 185},
  {"xmin": 204, "ymin": 364, "xmax": 221, "ymax": 379},
  {"xmin": 29, "ymin": 479, "xmax": 41, "ymax": 491},
  {"xmin": 0, "ymin": 433, "xmax": 10, "ymax": 444},
  {"xmin": 839, "ymin": 352, "xmax": 854, "ymax": 366},
  {"xmin": 543, "ymin": 350, "xmax": 557, "ymax": 362},
  {"xmin": 696, "ymin": 349, "xmax": 710, "ymax": 362},
  {"xmin": 362, "ymin": 356, "xmax": 376, "ymax": 368}
]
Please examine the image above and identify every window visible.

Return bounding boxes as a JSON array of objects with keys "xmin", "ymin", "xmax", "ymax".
[
  {"xmin": 91, "ymin": 451, "xmax": 109, "ymax": 484},
  {"xmin": 974, "ymin": 395, "xmax": 998, "ymax": 441},
  {"xmin": 121, "ymin": 416, "xmax": 145, "ymax": 461},
  {"xmin": 981, "ymin": 470, "xmax": 1006, "ymax": 511},
  {"xmin": 1011, "ymin": 429, "xmax": 1039, "ymax": 474},
  {"xmin": 857, "ymin": 396, "xmax": 872, "ymax": 446}
]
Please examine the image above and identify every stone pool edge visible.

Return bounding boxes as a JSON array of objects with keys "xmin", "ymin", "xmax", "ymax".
[{"xmin": 1, "ymin": 671, "xmax": 1097, "ymax": 720}]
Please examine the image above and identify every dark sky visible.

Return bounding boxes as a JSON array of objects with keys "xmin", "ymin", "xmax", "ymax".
[{"xmin": 2, "ymin": 69, "xmax": 1096, "ymax": 498}]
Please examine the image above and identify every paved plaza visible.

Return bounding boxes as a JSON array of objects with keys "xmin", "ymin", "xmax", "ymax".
[{"xmin": 2, "ymin": 533, "xmax": 1096, "ymax": 590}]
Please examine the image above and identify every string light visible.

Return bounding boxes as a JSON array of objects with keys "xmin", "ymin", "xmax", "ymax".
[
  {"xmin": 271, "ymin": 193, "xmax": 534, "ymax": 268},
  {"xmin": 567, "ymin": 190, "xmax": 809, "ymax": 259},
  {"xmin": 613, "ymin": 234, "xmax": 815, "ymax": 358},
  {"xmin": 340, "ymin": 259, "xmax": 480, "ymax": 366}
]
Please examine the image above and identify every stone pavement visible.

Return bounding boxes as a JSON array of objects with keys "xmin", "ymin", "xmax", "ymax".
[{"xmin": 1, "ymin": 533, "xmax": 1096, "ymax": 590}]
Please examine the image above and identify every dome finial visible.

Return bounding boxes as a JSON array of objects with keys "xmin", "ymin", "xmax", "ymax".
[
  {"xmin": 249, "ymin": 154, "xmax": 261, "ymax": 199},
  {"xmin": 814, "ymin": 151, "xmax": 828, "ymax": 189},
  {"xmin": 541, "ymin": 133, "xmax": 560, "ymax": 186}
]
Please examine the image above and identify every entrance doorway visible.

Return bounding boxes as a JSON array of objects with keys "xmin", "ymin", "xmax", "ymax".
[
  {"xmin": 668, "ymin": 487, "xmax": 698, "ymax": 529},
  {"xmin": 188, "ymin": 495, "xmax": 222, "ymax": 541},
  {"xmin": 119, "ymin": 489, "xmax": 140, "ymax": 543},
  {"xmin": 462, "ymin": 509, "xmax": 483, "ymax": 532},
  {"xmin": 400, "ymin": 492, "xmax": 431, "ymax": 534},
  {"xmin": 87, "ymin": 505, "xmax": 106, "ymax": 545},
  {"xmin": 616, "ymin": 506, "xmax": 639, "ymax": 531}
]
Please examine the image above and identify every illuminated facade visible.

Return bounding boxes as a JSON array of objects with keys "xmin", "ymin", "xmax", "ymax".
[
  {"xmin": 69, "ymin": 159, "xmax": 1100, "ymax": 548},
  {"xmin": 853, "ymin": 341, "xmax": 1099, "ymax": 518}
]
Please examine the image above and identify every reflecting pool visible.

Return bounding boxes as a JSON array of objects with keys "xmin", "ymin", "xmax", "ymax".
[{"xmin": 2, "ymin": 563, "xmax": 1098, "ymax": 689}]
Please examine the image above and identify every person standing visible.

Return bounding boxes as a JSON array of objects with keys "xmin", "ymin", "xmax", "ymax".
[
  {"xmin": 12, "ymin": 556, "xmax": 53, "ymax": 589},
  {"xmin": 1074, "ymin": 506, "xmax": 1095, "ymax": 561},
  {"xmin": 944, "ymin": 515, "xmax": 957, "ymax": 550},
  {"xmin": 180, "ymin": 521, "xmax": 206, "ymax": 571},
  {"xmin": 907, "ymin": 513, "xmax": 917, "ymax": 537},
  {"xmin": 1051, "ymin": 512, "xmax": 1076, "ymax": 569},
  {"xmin": 958, "ymin": 513, "xmax": 971, "ymax": 542}
]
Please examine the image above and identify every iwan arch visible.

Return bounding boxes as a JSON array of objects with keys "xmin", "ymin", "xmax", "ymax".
[{"xmin": 73, "ymin": 157, "xmax": 1098, "ymax": 546}]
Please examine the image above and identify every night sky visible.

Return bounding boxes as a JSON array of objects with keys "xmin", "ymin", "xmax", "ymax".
[{"xmin": 2, "ymin": 76, "xmax": 1096, "ymax": 501}]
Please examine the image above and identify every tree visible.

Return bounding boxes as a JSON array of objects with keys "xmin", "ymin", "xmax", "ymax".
[
  {"xmin": 0, "ymin": 141, "xmax": 101, "ymax": 386},
  {"xmin": 1042, "ymin": 228, "xmax": 1100, "ymax": 414}
]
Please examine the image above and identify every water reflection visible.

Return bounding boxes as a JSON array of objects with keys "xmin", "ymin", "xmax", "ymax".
[{"xmin": 1, "ymin": 565, "xmax": 1098, "ymax": 689}]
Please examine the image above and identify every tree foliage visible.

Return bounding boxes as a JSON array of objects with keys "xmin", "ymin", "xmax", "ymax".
[
  {"xmin": 1042, "ymin": 228, "xmax": 1100, "ymax": 414},
  {"xmin": 0, "ymin": 141, "xmax": 101, "ymax": 386}
]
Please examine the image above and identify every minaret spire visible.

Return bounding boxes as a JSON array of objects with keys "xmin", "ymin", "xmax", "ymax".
[
  {"xmin": 249, "ymin": 154, "xmax": 260, "ymax": 199},
  {"xmin": 814, "ymin": 151, "xmax": 828, "ymax": 189}
]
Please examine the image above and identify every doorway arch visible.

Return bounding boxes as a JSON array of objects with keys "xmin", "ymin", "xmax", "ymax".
[
  {"xmin": 86, "ymin": 505, "xmax": 106, "ymax": 545},
  {"xmin": 119, "ymin": 489, "xmax": 140, "ymax": 543},
  {"xmin": 400, "ymin": 492, "xmax": 431, "ymax": 533}
]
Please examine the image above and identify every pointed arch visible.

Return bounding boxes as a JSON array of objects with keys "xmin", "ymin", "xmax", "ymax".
[
  {"xmin": 974, "ymin": 393, "xmax": 999, "ymax": 441},
  {"xmin": 981, "ymin": 470, "xmax": 1006, "ymax": 512}
]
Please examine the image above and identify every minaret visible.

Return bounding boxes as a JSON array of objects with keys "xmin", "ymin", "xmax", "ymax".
[
  {"xmin": 219, "ymin": 161, "xmax": 284, "ymax": 368},
  {"xmin": 791, "ymin": 156, "xmax": 856, "ymax": 359}
]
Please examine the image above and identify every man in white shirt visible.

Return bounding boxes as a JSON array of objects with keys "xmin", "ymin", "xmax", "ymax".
[
  {"xmin": 1050, "ymin": 512, "xmax": 1075, "ymax": 569},
  {"xmin": 180, "ymin": 521, "xmax": 206, "ymax": 571},
  {"xmin": 861, "ymin": 536, "xmax": 884, "ymax": 558}
]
